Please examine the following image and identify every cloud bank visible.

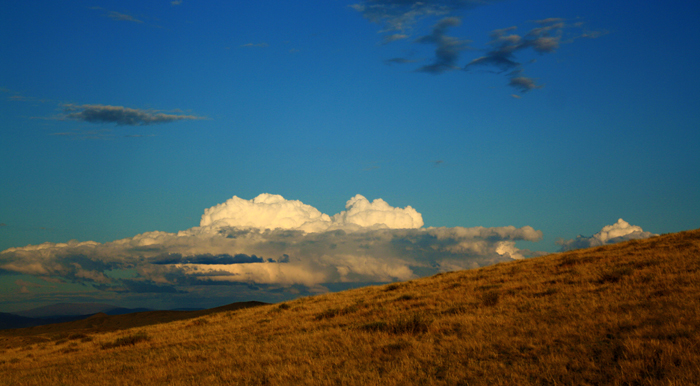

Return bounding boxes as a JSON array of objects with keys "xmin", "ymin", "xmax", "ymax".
[
  {"xmin": 60, "ymin": 104, "xmax": 204, "ymax": 126},
  {"xmin": 1, "ymin": 194, "xmax": 542, "ymax": 298},
  {"xmin": 557, "ymin": 219, "xmax": 658, "ymax": 252}
]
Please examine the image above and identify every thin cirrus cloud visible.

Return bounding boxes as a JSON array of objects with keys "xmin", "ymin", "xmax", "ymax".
[
  {"xmin": 350, "ymin": 0, "xmax": 498, "ymax": 32},
  {"xmin": 240, "ymin": 43, "xmax": 269, "ymax": 48},
  {"xmin": 0, "ymin": 194, "xmax": 543, "ymax": 300},
  {"xmin": 59, "ymin": 104, "xmax": 205, "ymax": 126},
  {"xmin": 351, "ymin": 1, "xmax": 605, "ymax": 92},
  {"xmin": 384, "ymin": 57, "xmax": 418, "ymax": 65},
  {"xmin": 89, "ymin": 7, "xmax": 143, "ymax": 24},
  {"xmin": 557, "ymin": 219, "xmax": 658, "ymax": 252},
  {"xmin": 107, "ymin": 11, "xmax": 143, "ymax": 23}
]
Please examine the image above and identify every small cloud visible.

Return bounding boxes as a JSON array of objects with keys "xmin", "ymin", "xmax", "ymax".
[
  {"xmin": 557, "ymin": 219, "xmax": 658, "ymax": 252},
  {"xmin": 350, "ymin": 0, "xmax": 498, "ymax": 33},
  {"xmin": 384, "ymin": 57, "xmax": 418, "ymax": 65},
  {"xmin": 15, "ymin": 279, "xmax": 41, "ymax": 288},
  {"xmin": 240, "ymin": 43, "xmax": 269, "ymax": 48},
  {"xmin": 289, "ymin": 48, "xmax": 300, "ymax": 53},
  {"xmin": 50, "ymin": 129, "xmax": 115, "ymax": 140},
  {"xmin": 381, "ymin": 33, "xmax": 408, "ymax": 45},
  {"xmin": 1, "ymin": 88, "xmax": 43, "ymax": 103},
  {"xmin": 16, "ymin": 279, "xmax": 41, "ymax": 294},
  {"xmin": 431, "ymin": 160, "xmax": 444, "ymax": 166},
  {"xmin": 415, "ymin": 17, "xmax": 469, "ymax": 74},
  {"xmin": 124, "ymin": 134, "xmax": 156, "ymax": 138},
  {"xmin": 171, "ymin": 0, "xmax": 183, "ymax": 5},
  {"xmin": 509, "ymin": 76, "xmax": 543, "ymax": 93},
  {"xmin": 533, "ymin": 18, "xmax": 565, "ymax": 25},
  {"xmin": 107, "ymin": 11, "xmax": 143, "ymax": 23},
  {"xmin": 511, "ymin": 94, "xmax": 521, "ymax": 99},
  {"xmin": 58, "ymin": 104, "xmax": 204, "ymax": 126}
]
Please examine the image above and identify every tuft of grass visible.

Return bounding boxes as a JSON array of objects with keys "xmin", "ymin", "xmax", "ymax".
[
  {"xmin": 187, "ymin": 318, "xmax": 210, "ymax": 327},
  {"xmin": 384, "ymin": 283, "xmax": 402, "ymax": 291},
  {"xmin": 360, "ymin": 313, "xmax": 432, "ymax": 335},
  {"xmin": 598, "ymin": 266, "xmax": 634, "ymax": 284},
  {"xmin": 390, "ymin": 313, "xmax": 432, "ymax": 334},
  {"xmin": 314, "ymin": 304, "xmax": 359, "ymax": 320},
  {"xmin": 360, "ymin": 321, "xmax": 388, "ymax": 332},
  {"xmin": 68, "ymin": 333, "xmax": 88, "ymax": 341},
  {"xmin": 100, "ymin": 332, "xmax": 150, "ymax": 350},
  {"xmin": 481, "ymin": 290, "xmax": 500, "ymax": 307}
]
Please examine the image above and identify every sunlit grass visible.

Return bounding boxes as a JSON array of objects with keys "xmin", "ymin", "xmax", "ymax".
[{"xmin": 1, "ymin": 229, "xmax": 699, "ymax": 385}]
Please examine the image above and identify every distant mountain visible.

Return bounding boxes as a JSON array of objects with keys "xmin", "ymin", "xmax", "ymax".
[
  {"xmin": 0, "ymin": 312, "xmax": 40, "ymax": 330},
  {"xmin": 0, "ymin": 303, "xmax": 156, "ymax": 330},
  {"xmin": 0, "ymin": 312, "xmax": 89, "ymax": 330},
  {"xmin": 13, "ymin": 303, "xmax": 152, "ymax": 318},
  {"xmin": 0, "ymin": 301, "xmax": 267, "ymax": 334}
]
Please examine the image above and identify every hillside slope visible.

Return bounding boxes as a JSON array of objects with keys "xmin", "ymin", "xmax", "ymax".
[{"xmin": 1, "ymin": 229, "xmax": 699, "ymax": 385}]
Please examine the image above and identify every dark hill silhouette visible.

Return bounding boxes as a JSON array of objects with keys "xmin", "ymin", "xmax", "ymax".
[{"xmin": 0, "ymin": 301, "xmax": 267, "ymax": 343}]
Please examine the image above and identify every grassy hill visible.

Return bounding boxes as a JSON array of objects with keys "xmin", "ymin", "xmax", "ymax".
[{"xmin": 1, "ymin": 229, "xmax": 699, "ymax": 385}]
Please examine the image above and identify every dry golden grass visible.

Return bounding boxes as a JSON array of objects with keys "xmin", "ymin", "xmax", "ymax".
[{"xmin": 1, "ymin": 229, "xmax": 699, "ymax": 385}]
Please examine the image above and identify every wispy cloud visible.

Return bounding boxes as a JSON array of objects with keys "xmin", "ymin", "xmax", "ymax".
[
  {"xmin": 49, "ymin": 128, "xmax": 115, "ymax": 140},
  {"xmin": 352, "ymin": 2, "xmax": 605, "ymax": 93},
  {"xmin": 89, "ymin": 7, "xmax": 143, "ymax": 23},
  {"xmin": 381, "ymin": 33, "xmax": 409, "ymax": 45},
  {"xmin": 107, "ymin": 11, "xmax": 143, "ymax": 23},
  {"xmin": 415, "ymin": 17, "xmax": 469, "ymax": 74},
  {"xmin": 58, "ymin": 104, "xmax": 205, "ymax": 126},
  {"xmin": 384, "ymin": 57, "xmax": 418, "ymax": 65},
  {"xmin": 171, "ymin": 0, "xmax": 183, "ymax": 5},
  {"xmin": 240, "ymin": 42, "xmax": 269, "ymax": 48},
  {"xmin": 351, "ymin": 0, "xmax": 499, "ymax": 32},
  {"xmin": 508, "ymin": 73, "xmax": 543, "ymax": 93},
  {"xmin": 1, "ymin": 87, "xmax": 48, "ymax": 103},
  {"xmin": 0, "ymin": 194, "xmax": 542, "ymax": 304},
  {"xmin": 557, "ymin": 219, "xmax": 657, "ymax": 252}
]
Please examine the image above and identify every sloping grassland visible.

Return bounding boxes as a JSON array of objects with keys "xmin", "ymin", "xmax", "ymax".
[{"xmin": 1, "ymin": 229, "xmax": 699, "ymax": 385}]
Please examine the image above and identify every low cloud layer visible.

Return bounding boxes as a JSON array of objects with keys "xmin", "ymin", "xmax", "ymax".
[
  {"xmin": 557, "ymin": 219, "xmax": 658, "ymax": 252},
  {"xmin": 60, "ymin": 104, "xmax": 204, "ymax": 126},
  {"xmin": 1, "ymin": 194, "xmax": 542, "ymax": 299}
]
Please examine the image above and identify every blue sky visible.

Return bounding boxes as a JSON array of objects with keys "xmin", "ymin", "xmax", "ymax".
[{"xmin": 1, "ymin": 0, "xmax": 699, "ymax": 312}]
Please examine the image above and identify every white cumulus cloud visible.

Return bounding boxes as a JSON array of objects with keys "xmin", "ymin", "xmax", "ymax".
[
  {"xmin": 199, "ymin": 193, "xmax": 423, "ymax": 233},
  {"xmin": 557, "ymin": 218, "xmax": 658, "ymax": 251}
]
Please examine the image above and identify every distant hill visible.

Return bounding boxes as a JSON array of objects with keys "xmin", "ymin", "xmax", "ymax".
[
  {"xmin": 13, "ymin": 303, "xmax": 149, "ymax": 318},
  {"xmin": 0, "ymin": 312, "xmax": 92, "ymax": 330},
  {"xmin": 0, "ymin": 303, "xmax": 155, "ymax": 331},
  {"xmin": 0, "ymin": 301, "xmax": 267, "ymax": 337},
  {"xmin": 1, "ymin": 229, "xmax": 699, "ymax": 385}
]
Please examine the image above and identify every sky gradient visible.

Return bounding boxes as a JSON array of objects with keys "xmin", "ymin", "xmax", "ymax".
[{"xmin": 1, "ymin": 0, "xmax": 698, "ymax": 312}]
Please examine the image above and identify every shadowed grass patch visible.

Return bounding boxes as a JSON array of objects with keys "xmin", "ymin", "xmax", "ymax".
[
  {"xmin": 360, "ymin": 313, "xmax": 432, "ymax": 335},
  {"xmin": 598, "ymin": 266, "xmax": 634, "ymax": 284},
  {"xmin": 100, "ymin": 332, "xmax": 150, "ymax": 350}
]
